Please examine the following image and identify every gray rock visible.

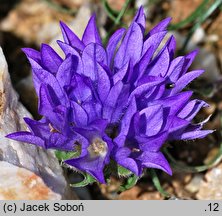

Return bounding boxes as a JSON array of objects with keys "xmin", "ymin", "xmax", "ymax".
[{"xmin": 0, "ymin": 47, "xmax": 77, "ymax": 199}]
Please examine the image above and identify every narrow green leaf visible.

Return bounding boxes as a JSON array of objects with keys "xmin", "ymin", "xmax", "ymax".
[
  {"xmin": 103, "ymin": 0, "xmax": 132, "ymax": 44},
  {"xmin": 103, "ymin": 0, "xmax": 117, "ymax": 22},
  {"xmin": 163, "ymin": 139, "xmax": 222, "ymax": 173},
  {"xmin": 148, "ymin": 169, "xmax": 170, "ymax": 198},
  {"xmin": 169, "ymin": 0, "xmax": 210, "ymax": 30},
  {"xmin": 102, "ymin": 0, "xmax": 119, "ymax": 22},
  {"xmin": 181, "ymin": 0, "xmax": 222, "ymax": 51},
  {"xmin": 42, "ymin": 0, "xmax": 76, "ymax": 15},
  {"xmin": 114, "ymin": 0, "xmax": 132, "ymax": 25}
]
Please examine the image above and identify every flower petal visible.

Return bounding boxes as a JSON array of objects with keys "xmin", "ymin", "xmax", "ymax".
[
  {"xmin": 139, "ymin": 105, "xmax": 164, "ymax": 136},
  {"xmin": 6, "ymin": 132, "xmax": 45, "ymax": 148},
  {"xmin": 177, "ymin": 129, "xmax": 214, "ymax": 140},
  {"xmin": 171, "ymin": 70, "xmax": 204, "ymax": 94},
  {"xmin": 82, "ymin": 15, "xmax": 102, "ymax": 45},
  {"xmin": 22, "ymin": 48, "xmax": 41, "ymax": 64},
  {"xmin": 114, "ymin": 97, "xmax": 137, "ymax": 146},
  {"xmin": 113, "ymin": 147, "xmax": 139, "ymax": 175},
  {"xmin": 40, "ymin": 44, "xmax": 62, "ymax": 74},
  {"xmin": 82, "ymin": 43, "xmax": 107, "ymax": 81},
  {"xmin": 103, "ymin": 81, "xmax": 123, "ymax": 121},
  {"xmin": 114, "ymin": 22, "xmax": 143, "ymax": 69},
  {"xmin": 133, "ymin": 6, "xmax": 146, "ymax": 33},
  {"xmin": 129, "ymin": 77, "xmax": 164, "ymax": 101},
  {"xmin": 57, "ymin": 41, "xmax": 83, "ymax": 75},
  {"xmin": 106, "ymin": 28, "xmax": 126, "ymax": 67},
  {"xmin": 148, "ymin": 91, "xmax": 193, "ymax": 115},
  {"xmin": 65, "ymin": 155, "xmax": 108, "ymax": 183},
  {"xmin": 24, "ymin": 117, "xmax": 50, "ymax": 138},
  {"xmin": 181, "ymin": 50, "xmax": 198, "ymax": 75},
  {"xmin": 56, "ymin": 55, "xmax": 78, "ymax": 87},
  {"xmin": 137, "ymin": 151, "xmax": 172, "ymax": 175},
  {"xmin": 71, "ymin": 101, "xmax": 88, "ymax": 126},
  {"xmin": 142, "ymin": 31, "xmax": 167, "ymax": 56},
  {"xmin": 166, "ymin": 56, "xmax": 185, "ymax": 81},
  {"xmin": 146, "ymin": 46, "xmax": 170, "ymax": 76},
  {"xmin": 97, "ymin": 63, "xmax": 111, "ymax": 102},
  {"xmin": 48, "ymin": 132, "xmax": 77, "ymax": 151},
  {"xmin": 111, "ymin": 84, "xmax": 130, "ymax": 123},
  {"xmin": 146, "ymin": 17, "xmax": 171, "ymax": 38},
  {"xmin": 60, "ymin": 21, "xmax": 85, "ymax": 51},
  {"xmin": 38, "ymin": 84, "xmax": 64, "ymax": 130},
  {"xmin": 165, "ymin": 35, "xmax": 176, "ymax": 60},
  {"xmin": 136, "ymin": 132, "xmax": 168, "ymax": 152}
]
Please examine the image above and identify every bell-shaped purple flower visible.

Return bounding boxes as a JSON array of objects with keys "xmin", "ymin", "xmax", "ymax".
[{"xmin": 6, "ymin": 7, "xmax": 213, "ymax": 183}]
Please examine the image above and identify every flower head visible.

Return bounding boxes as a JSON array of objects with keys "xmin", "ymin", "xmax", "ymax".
[{"xmin": 6, "ymin": 7, "xmax": 213, "ymax": 183}]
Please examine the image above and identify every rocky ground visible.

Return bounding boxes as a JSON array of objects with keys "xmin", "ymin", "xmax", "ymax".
[{"xmin": 0, "ymin": 0, "xmax": 222, "ymax": 200}]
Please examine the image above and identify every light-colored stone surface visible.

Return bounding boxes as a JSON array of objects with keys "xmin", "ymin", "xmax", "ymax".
[
  {"xmin": 0, "ymin": 47, "xmax": 77, "ymax": 199},
  {"xmin": 196, "ymin": 163, "xmax": 222, "ymax": 199},
  {"xmin": 0, "ymin": 161, "xmax": 61, "ymax": 200},
  {"xmin": 0, "ymin": 0, "xmax": 75, "ymax": 44},
  {"xmin": 185, "ymin": 174, "xmax": 203, "ymax": 194}
]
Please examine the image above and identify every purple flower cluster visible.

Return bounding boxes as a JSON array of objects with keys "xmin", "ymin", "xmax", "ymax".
[{"xmin": 7, "ymin": 7, "xmax": 213, "ymax": 183}]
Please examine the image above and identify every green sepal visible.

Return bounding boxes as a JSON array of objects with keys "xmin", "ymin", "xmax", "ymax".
[
  {"xmin": 55, "ymin": 150, "xmax": 80, "ymax": 161},
  {"xmin": 118, "ymin": 174, "xmax": 139, "ymax": 192},
  {"xmin": 117, "ymin": 165, "xmax": 132, "ymax": 177},
  {"xmin": 70, "ymin": 173, "xmax": 97, "ymax": 187}
]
